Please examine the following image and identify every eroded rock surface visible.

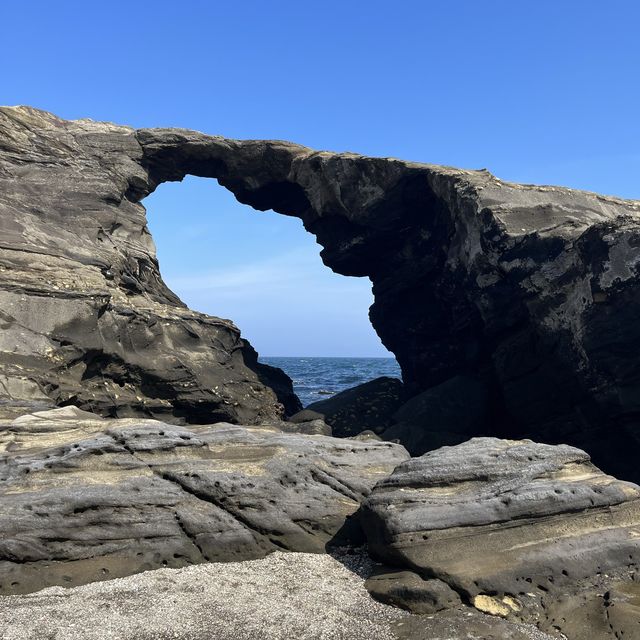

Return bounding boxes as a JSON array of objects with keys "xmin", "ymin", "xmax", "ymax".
[
  {"xmin": 135, "ymin": 123, "xmax": 640, "ymax": 478},
  {"xmin": 2, "ymin": 106, "xmax": 640, "ymax": 475},
  {"xmin": 0, "ymin": 106, "xmax": 300, "ymax": 425},
  {"xmin": 0, "ymin": 406, "xmax": 408, "ymax": 594},
  {"xmin": 365, "ymin": 568, "xmax": 462, "ymax": 614},
  {"xmin": 362, "ymin": 437, "xmax": 640, "ymax": 638},
  {"xmin": 3, "ymin": 105, "xmax": 640, "ymax": 475}
]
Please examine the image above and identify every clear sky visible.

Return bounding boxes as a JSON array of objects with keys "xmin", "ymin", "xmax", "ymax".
[{"xmin": 2, "ymin": 1, "xmax": 639, "ymax": 356}]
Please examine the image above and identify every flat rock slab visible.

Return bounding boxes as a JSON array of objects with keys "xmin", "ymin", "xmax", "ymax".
[
  {"xmin": 0, "ymin": 551, "xmax": 559, "ymax": 640},
  {"xmin": 362, "ymin": 437, "xmax": 640, "ymax": 637},
  {"xmin": 0, "ymin": 407, "xmax": 408, "ymax": 594}
]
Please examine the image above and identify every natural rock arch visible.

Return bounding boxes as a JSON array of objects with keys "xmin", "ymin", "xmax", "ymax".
[
  {"xmin": 133, "ymin": 126, "xmax": 640, "ymax": 480},
  {"xmin": 2, "ymin": 107, "xmax": 640, "ymax": 480},
  {"xmin": 142, "ymin": 174, "xmax": 386, "ymax": 363}
]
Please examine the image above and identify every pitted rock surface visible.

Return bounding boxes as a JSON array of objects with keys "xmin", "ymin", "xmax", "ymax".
[
  {"xmin": 0, "ymin": 406, "xmax": 408, "ymax": 594},
  {"xmin": 362, "ymin": 437, "xmax": 640, "ymax": 638}
]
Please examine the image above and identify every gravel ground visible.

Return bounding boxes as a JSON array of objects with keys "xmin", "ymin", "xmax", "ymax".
[{"xmin": 0, "ymin": 551, "xmax": 407, "ymax": 640}]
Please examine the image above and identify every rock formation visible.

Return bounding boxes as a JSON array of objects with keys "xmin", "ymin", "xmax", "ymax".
[
  {"xmin": 362, "ymin": 437, "xmax": 640, "ymax": 638},
  {"xmin": 301, "ymin": 376, "xmax": 404, "ymax": 437},
  {"xmin": 0, "ymin": 406, "xmax": 408, "ymax": 594},
  {"xmin": 0, "ymin": 107, "xmax": 300, "ymax": 426},
  {"xmin": 3, "ymin": 105, "xmax": 640, "ymax": 639},
  {"xmin": 2, "ymin": 106, "xmax": 640, "ymax": 478},
  {"xmin": 382, "ymin": 375, "xmax": 488, "ymax": 453},
  {"xmin": 3, "ymin": 413, "xmax": 635, "ymax": 638},
  {"xmin": 136, "ymin": 120, "xmax": 640, "ymax": 479}
]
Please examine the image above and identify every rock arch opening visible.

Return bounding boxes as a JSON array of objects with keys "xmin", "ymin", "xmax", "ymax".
[
  {"xmin": 142, "ymin": 175, "xmax": 401, "ymax": 409},
  {"xmin": 134, "ymin": 128, "xmax": 640, "ymax": 481}
]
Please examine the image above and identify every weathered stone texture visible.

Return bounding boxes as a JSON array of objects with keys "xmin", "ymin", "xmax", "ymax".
[
  {"xmin": 3, "ymin": 106, "xmax": 640, "ymax": 477},
  {"xmin": 0, "ymin": 406, "xmax": 408, "ymax": 594},
  {"xmin": 362, "ymin": 437, "xmax": 640, "ymax": 638}
]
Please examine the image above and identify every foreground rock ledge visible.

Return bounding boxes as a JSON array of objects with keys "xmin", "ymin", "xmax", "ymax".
[
  {"xmin": 1, "ymin": 411, "xmax": 636, "ymax": 639},
  {"xmin": 0, "ymin": 407, "xmax": 408, "ymax": 594}
]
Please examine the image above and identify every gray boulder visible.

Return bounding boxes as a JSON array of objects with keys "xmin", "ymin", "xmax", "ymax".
[
  {"xmin": 365, "ymin": 568, "xmax": 461, "ymax": 614},
  {"xmin": 289, "ymin": 409, "xmax": 326, "ymax": 423},
  {"xmin": 258, "ymin": 417, "xmax": 332, "ymax": 436},
  {"xmin": 361, "ymin": 437, "xmax": 640, "ymax": 638}
]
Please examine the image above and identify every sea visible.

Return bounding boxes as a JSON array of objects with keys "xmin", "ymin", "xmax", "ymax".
[{"xmin": 261, "ymin": 357, "xmax": 402, "ymax": 408}]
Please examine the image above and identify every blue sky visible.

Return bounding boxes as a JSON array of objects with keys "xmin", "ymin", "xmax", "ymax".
[{"xmin": 2, "ymin": 1, "xmax": 639, "ymax": 356}]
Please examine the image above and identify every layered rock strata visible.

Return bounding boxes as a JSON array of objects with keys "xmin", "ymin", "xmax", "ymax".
[
  {"xmin": 362, "ymin": 437, "xmax": 640, "ymax": 638},
  {"xmin": 0, "ymin": 406, "xmax": 408, "ymax": 594},
  {"xmin": 0, "ymin": 107, "xmax": 299, "ymax": 425}
]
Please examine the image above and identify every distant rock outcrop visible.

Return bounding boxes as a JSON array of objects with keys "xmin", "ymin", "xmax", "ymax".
[{"xmin": 302, "ymin": 377, "xmax": 404, "ymax": 437}]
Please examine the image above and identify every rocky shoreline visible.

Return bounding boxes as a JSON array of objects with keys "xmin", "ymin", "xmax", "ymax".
[{"xmin": 1, "ymin": 107, "xmax": 640, "ymax": 638}]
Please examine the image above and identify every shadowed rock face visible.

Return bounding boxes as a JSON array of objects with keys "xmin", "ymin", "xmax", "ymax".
[
  {"xmin": 303, "ymin": 377, "xmax": 405, "ymax": 437},
  {"xmin": 2, "ymin": 106, "xmax": 640, "ymax": 477}
]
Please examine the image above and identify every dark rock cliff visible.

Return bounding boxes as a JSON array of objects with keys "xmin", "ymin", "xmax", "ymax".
[{"xmin": 2, "ymin": 106, "xmax": 640, "ymax": 478}]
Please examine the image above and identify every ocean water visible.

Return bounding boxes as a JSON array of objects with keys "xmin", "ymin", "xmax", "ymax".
[{"xmin": 261, "ymin": 357, "xmax": 402, "ymax": 408}]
